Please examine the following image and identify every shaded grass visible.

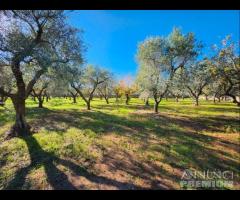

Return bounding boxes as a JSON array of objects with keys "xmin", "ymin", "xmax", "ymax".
[{"xmin": 0, "ymin": 97, "xmax": 239, "ymax": 189}]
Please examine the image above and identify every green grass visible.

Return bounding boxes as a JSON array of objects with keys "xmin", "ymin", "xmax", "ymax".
[{"xmin": 0, "ymin": 97, "xmax": 239, "ymax": 189}]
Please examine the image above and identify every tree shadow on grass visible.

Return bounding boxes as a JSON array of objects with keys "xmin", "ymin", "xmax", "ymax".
[
  {"xmin": 28, "ymin": 107, "xmax": 147, "ymax": 136},
  {"xmin": 158, "ymin": 103, "xmax": 240, "ymax": 115},
  {"xmin": 100, "ymin": 148, "xmax": 181, "ymax": 189},
  {"xmin": 5, "ymin": 135, "xmax": 147, "ymax": 190},
  {"xmin": 27, "ymin": 107, "xmax": 239, "ymax": 163},
  {"xmin": 17, "ymin": 107, "xmax": 240, "ymax": 189}
]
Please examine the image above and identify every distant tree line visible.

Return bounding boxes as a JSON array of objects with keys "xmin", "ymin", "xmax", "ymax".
[{"xmin": 0, "ymin": 11, "xmax": 239, "ymax": 138}]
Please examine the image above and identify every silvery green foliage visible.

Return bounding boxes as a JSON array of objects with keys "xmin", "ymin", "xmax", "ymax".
[
  {"xmin": 139, "ymin": 89, "xmax": 151, "ymax": 101},
  {"xmin": 0, "ymin": 10, "xmax": 84, "ymax": 98},
  {"xmin": 168, "ymin": 68, "xmax": 188, "ymax": 98},
  {"xmin": 182, "ymin": 59, "xmax": 212, "ymax": 100},
  {"xmin": 32, "ymin": 74, "xmax": 51, "ymax": 93},
  {"xmin": 0, "ymin": 66, "xmax": 14, "ymax": 93},
  {"xmin": 0, "ymin": 11, "xmax": 83, "ymax": 63},
  {"xmin": 212, "ymin": 35, "xmax": 240, "ymax": 101},
  {"xmin": 46, "ymin": 63, "xmax": 82, "ymax": 97},
  {"xmin": 97, "ymin": 73, "xmax": 115, "ymax": 97},
  {"xmin": 136, "ymin": 28, "xmax": 201, "ymax": 102},
  {"xmin": 71, "ymin": 64, "xmax": 111, "ymax": 97},
  {"xmin": 136, "ymin": 37, "xmax": 170, "ymax": 98}
]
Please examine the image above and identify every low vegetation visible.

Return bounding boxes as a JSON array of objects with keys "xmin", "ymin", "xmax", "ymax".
[{"xmin": 0, "ymin": 98, "xmax": 239, "ymax": 189}]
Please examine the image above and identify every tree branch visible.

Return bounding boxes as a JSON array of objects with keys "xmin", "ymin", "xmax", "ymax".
[
  {"xmin": 25, "ymin": 69, "xmax": 45, "ymax": 98},
  {"xmin": 71, "ymin": 83, "xmax": 88, "ymax": 104}
]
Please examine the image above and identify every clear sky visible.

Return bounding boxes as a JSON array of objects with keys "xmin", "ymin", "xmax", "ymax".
[{"xmin": 67, "ymin": 10, "xmax": 239, "ymax": 80}]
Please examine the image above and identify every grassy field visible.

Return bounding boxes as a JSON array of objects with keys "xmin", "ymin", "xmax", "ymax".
[{"xmin": 0, "ymin": 97, "xmax": 239, "ymax": 190}]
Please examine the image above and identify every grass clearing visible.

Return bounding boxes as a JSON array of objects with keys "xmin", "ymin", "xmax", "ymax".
[{"xmin": 0, "ymin": 98, "xmax": 239, "ymax": 189}]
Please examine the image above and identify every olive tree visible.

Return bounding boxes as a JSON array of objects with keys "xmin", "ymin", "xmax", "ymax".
[
  {"xmin": 139, "ymin": 90, "xmax": 151, "ymax": 106},
  {"xmin": 168, "ymin": 68, "xmax": 188, "ymax": 102},
  {"xmin": 68, "ymin": 89, "xmax": 78, "ymax": 103},
  {"xmin": 31, "ymin": 75, "xmax": 51, "ymax": 108},
  {"xmin": 182, "ymin": 60, "xmax": 212, "ymax": 106},
  {"xmin": 0, "ymin": 10, "xmax": 83, "ymax": 136},
  {"xmin": 210, "ymin": 77, "xmax": 226, "ymax": 103},
  {"xmin": 212, "ymin": 36, "xmax": 240, "ymax": 106},
  {"xmin": 97, "ymin": 74, "xmax": 114, "ymax": 104},
  {"xmin": 136, "ymin": 28, "xmax": 201, "ymax": 113},
  {"xmin": 71, "ymin": 65, "xmax": 110, "ymax": 110}
]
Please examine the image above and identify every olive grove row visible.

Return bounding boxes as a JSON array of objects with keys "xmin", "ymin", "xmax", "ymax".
[{"xmin": 0, "ymin": 11, "xmax": 239, "ymax": 137}]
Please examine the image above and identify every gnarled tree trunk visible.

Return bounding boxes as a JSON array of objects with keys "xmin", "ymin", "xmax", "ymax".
[
  {"xmin": 32, "ymin": 88, "xmax": 46, "ymax": 108},
  {"xmin": 87, "ymin": 101, "xmax": 91, "ymax": 110},
  {"xmin": 38, "ymin": 97, "xmax": 44, "ymax": 108},
  {"xmin": 154, "ymin": 101, "xmax": 159, "ymax": 113},
  {"xmin": 10, "ymin": 97, "xmax": 30, "ymax": 137}
]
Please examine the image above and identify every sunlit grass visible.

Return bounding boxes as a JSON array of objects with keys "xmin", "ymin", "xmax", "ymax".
[{"xmin": 0, "ymin": 97, "xmax": 239, "ymax": 189}]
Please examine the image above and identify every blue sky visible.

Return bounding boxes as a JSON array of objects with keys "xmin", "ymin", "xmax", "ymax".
[{"xmin": 67, "ymin": 10, "xmax": 239, "ymax": 80}]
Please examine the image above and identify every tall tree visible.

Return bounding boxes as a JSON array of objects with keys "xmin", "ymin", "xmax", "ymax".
[
  {"xmin": 136, "ymin": 28, "xmax": 201, "ymax": 113},
  {"xmin": 0, "ymin": 11, "xmax": 83, "ymax": 136},
  {"xmin": 212, "ymin": 35, "xmax": 240, "ymax": 106},
  {"xmin": 168, "ymin": 68, "xmax": 188, "ymax": 102},
  {"xmin": 182, "ymin": 60, "xmax": 212, "ymax": 106}
]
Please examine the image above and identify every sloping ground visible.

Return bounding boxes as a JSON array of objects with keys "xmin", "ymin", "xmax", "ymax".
[{"xmin": 0, "ymin": 98, "xmax": 239, "ymax": 189}]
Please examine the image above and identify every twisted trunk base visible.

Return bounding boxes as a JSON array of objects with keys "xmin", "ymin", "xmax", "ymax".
[
  {"xmin": 6, "ymin": 97, "xmax": 31, "ymax": 138},
  {"xmin": 154, "ymin": 101, "xmax": 159, "ymax": 113},
  {"xmin": 38, "ymin": 99, "xmax": 43, "ymax": 108},
  {"xmin": 8, "ymin": 121, "xmax": 31, "ymax": 138}
]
